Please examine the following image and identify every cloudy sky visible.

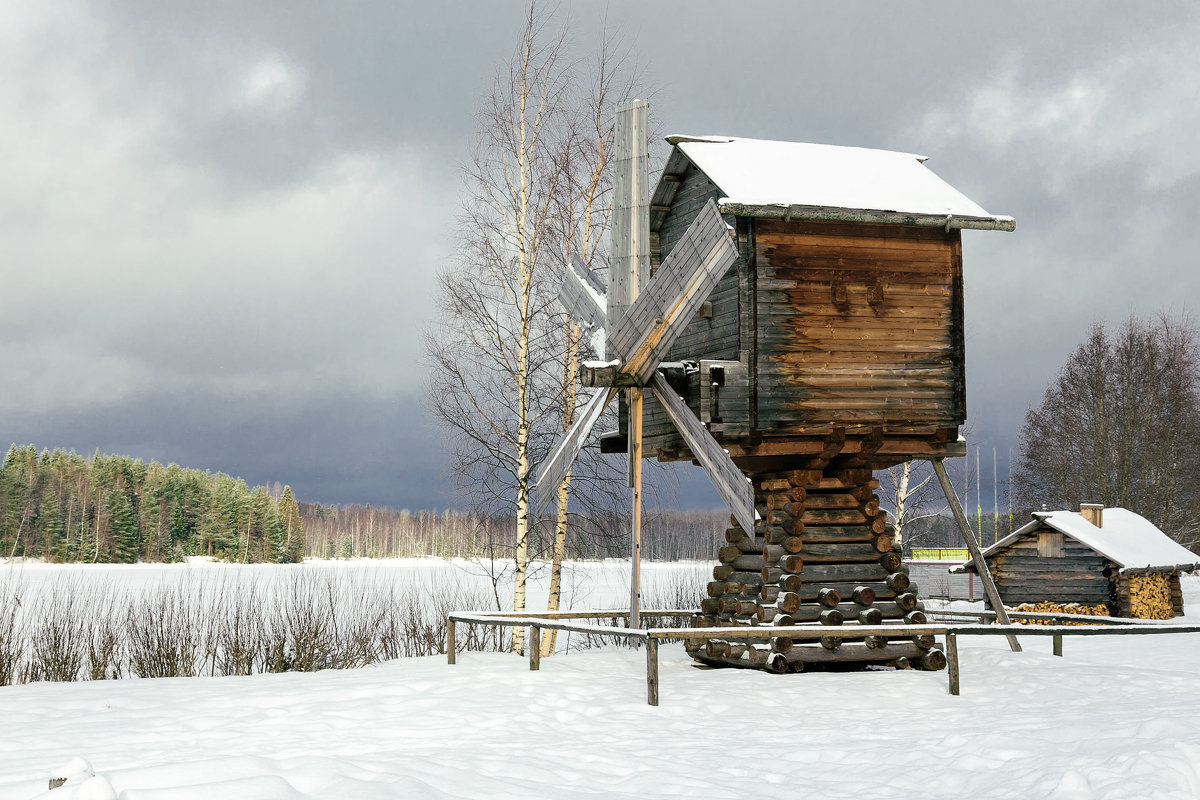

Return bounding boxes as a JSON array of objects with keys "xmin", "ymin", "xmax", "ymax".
[{"xmin": 3, "ymin": 1, "xmax": 1198, "ymax": 511}]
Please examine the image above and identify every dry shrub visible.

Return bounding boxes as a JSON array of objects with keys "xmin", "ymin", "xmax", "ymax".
[
  {"xmin": 25, "ymin": 582, "xmax": 89, "ymax": 682},
  {"xmin": 125, "ymin": 579, "xmax": 206, "ymax": 678},
  {"xmin": 206, "ymin": 575, "xmax": 264, "ymax": 676},
  {"xmin": 0, "ymin": 578, "xmax": 23, "ymax": 686},
  {"xmin": 2, "ymin": 561, "xmax": 672, "ymax": 682}
]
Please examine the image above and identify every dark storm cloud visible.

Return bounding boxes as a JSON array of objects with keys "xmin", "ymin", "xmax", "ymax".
[
  {"xmin": 4, "ymin": 0, "xmax": 1199, "ymax": 509},
  {"xmin": 9, "ymin": 387, "xmax": 448, "ymax": 510}
]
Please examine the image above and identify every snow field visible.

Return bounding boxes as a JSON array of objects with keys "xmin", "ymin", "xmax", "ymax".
[
  {"xmin": 1, "ymin": 565, "xmax": 1199, "ymax": 798},
  {"xmin": 0, "ymin": 559, "xmax": 710, "ymax": 683}
]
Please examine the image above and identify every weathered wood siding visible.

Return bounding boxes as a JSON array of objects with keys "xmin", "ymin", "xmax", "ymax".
[
  {"xmin": 988, "ymin": 529, "xmax": 1115, "ymax": 606},
  {"xmin": 659, "ymin": 166, "xmax": 740, "ymax": 364},
  {"xmin": 754, "ymin": 219, "xmax": 965, "ymax": 433},
  {"xmin": 643, "ymin": 164, "xmax": 746, "ymax": 456}
]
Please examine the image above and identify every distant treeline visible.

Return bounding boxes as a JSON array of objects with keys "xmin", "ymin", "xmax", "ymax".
[
  {"xmin": 0, "ymin": 445, "xmax": 303, "ymax": 563},
  {"xmin": 2, "ymin": 444, "xmax": 729, "ymax": 564},
  {"xmin": 301, "ymin": 504, "xmax": 728, "ymax": 562}
]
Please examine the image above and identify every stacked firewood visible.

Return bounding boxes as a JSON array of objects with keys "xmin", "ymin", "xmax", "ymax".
[
  {"xmin": 1128, "ymin": 574, "xmax": 1173, "ymax": 620},
  {"xmin": 1012, "ymin": 602, "xmax": 1109, "ymax": 625},
  {"xmin": 689, "ymin": 467, "xmax": 945, "ymax": 672}
]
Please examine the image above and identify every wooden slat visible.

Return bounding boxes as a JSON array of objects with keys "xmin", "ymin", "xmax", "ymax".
[
  {"xmin": 649, "ymin": 371, "xmax": 754, "ymax": 534},
  {"xmin": 610, "ymin": 200, "xmax": 740, "ymax": 383},
  {"xmin": 558, "ymin": 253, "xmax": 607, "ymax": 331},
  {"xmin": 533, "ymin": 388, "xmax": 616, "ymax": 514}
]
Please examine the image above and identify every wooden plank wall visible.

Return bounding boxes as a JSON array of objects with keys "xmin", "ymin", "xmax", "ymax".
[
  {"xmin": 661, "ymin": 166, "xmax": 740, "ymax": 364},
  {"xmin": 989, "ymin": 531, "xmax": 1114, "ymax": 606},
  {"xmin": 643, "ymin": 164, "xmax": 746, "ymax": 454},
  {"xmin": 754, "ymin": 219, "xmax": 964, "ymax": 433}
]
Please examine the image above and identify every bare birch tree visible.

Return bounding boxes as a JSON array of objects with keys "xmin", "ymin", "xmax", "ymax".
[
  {"xmin": 425, "ymin": 5, "xmax": 573, "ymax": 653},
  {"xmin": 540, "ymin": 28, "xmax": 642, "ymax": 657},
  {"xmin": 876, "ymin": 460, "xmax": 946, "ymax": 550},
  {"xmin": 1013, "ymin": 312, "xmax": 1200, "ymax": 545}
]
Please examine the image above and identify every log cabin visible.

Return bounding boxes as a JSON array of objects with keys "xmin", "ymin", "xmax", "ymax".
[{"xmin": 952, "ymin": 504, "xmax": 1200, "ymax": 619}]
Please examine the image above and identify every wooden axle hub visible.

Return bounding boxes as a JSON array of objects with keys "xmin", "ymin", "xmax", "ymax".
[{"xmin": 579, "ymin": 360, "xmax": 689, "ymax": 388}]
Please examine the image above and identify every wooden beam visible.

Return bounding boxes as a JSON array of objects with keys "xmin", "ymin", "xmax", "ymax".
[
  {"xmin": 930, "ymin": 458, "xmax": 1021, "ymax": 652},
  {"xmin": 646, "ymin": 637, "xmax": 660, "ymax": 706},
  {"xmin": 718, "ymin": 201, "xmax": 1016, "ymax": 231},
  {"xmin": 529, "ymin": 626, "xmax": 541, "ymax": 670},
  {"xmin": 629, "ymin": 387, "xmax": 643, "ymax": 632},
  {"xmin": 649, "ymin": 371, "xmax": 755, "ymax": 534},
  {"xmin": 608, "ymin": 100, "xmax": 650, "ymax": 332},
  {"xmin": 946, "ymin": 633, "xmax": 959, "ymax": 695}
]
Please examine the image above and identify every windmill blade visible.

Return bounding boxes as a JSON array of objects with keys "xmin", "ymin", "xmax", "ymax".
[
  {"xmin": 533, "ymin": 386, "xmax": 617, "ymax": 515},
  {"xmin": 558, "ymin": 253, "xmax": 607, "ymax": 332},
  {"xmin": 649, "ymin": 371, "xmax": 755, "ymax": 534},
  {"xmin": 608, "ymin": 199, "xmax": 739, "ymax": 384}
]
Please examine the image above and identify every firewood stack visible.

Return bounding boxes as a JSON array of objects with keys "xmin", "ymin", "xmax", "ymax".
[
  {"xmin": 1012, "ymin": 601, "xmax": 1109, "ymax": 624},
  {"xmin": 1127, "ymin": 574, "xmax": 1174, "ymax": 619},
  {"xmin": 688, "ymin": 467, "xmax": 946, "ymax": 672}
]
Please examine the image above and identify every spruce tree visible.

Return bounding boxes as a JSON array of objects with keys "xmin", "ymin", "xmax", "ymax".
[{"xmin": 279, "ymin": 486, "xmax": 304, "ymax": 562}]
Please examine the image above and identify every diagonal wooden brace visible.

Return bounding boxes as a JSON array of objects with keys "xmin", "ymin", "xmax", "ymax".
[{"xmin": 929, "ymin": 458, "xmax": 1021, "ymax": 652}]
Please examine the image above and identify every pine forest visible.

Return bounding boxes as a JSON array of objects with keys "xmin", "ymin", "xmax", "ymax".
[
  {"xmin": 1, "ymin": 445, "xmax": 727, "ymax": 564},
  {"xmin": 0, "ymin": 445, "xmax": 305, "ymax": 563}
]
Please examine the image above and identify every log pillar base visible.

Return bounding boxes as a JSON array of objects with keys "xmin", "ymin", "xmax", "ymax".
[{"xmin": 692, "ymin": 464, "xmax": 945, "ymax": 673}]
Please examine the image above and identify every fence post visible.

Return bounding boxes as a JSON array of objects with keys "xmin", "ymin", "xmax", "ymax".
[
  {"xmin": 529, "ymin": 626, "xmax": 541, "ymax": 671},
  {"xmin": 447, "ymin": 618, "xmax": 456, "ymax": 665},
  {"xmin": 946, "ymin": 633, "xmax": 960, "ymax": 696},
  {"xmin": 1053, "ymin": 633, "xmax": 1063, "ymax": 657},
  {"xmin": 646, "ymin": 637, "xmax": 659, "ymax": 706}
]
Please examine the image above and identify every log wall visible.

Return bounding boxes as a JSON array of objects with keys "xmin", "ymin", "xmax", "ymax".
[
  {"xmin": 753, "ymin": 218, "xmax": 965, "ymax": 435},
  {"xmin": 988, "ymin": 529, "xmax": 1114, "ymax": 606}
]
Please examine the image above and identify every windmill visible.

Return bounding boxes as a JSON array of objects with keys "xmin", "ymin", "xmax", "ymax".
[
  {"xmin": 533, "ymin": 100, "xmax": 755, "ymax": 628},
  {"xmin": 535, "ymin": 102, "xmax": 1016, "ymax": 671}
]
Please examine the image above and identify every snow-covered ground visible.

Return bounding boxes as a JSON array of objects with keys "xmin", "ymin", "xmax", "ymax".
[
  {"xmin": 3, "ymin": 566, "xmax": 1200, "ymax": 799},
  {"xmin": 1, "ymin": 557, "xmax": 708, "ymax": 613}
]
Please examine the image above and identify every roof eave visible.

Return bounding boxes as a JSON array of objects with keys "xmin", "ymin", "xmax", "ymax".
[
  {"xmin": 950, "ymin": 516, "xmax": 1044, "ymax": 572},
  {"xmin": 718, "ymin": 202, "xmax": 1017, "ymax": 232}
]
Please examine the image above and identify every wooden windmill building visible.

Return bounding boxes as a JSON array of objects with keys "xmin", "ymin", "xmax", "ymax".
[
  {"xmin": 621, "ymin": 136, "xmax": 1013, "ymax": 469},
  {"xmin": 953, "ymin": 505, "xmax": 1200, "ymax": 619},
  {"xmin": 537, "ymin": 105, "xmax": 1015, "ymax": 673}
]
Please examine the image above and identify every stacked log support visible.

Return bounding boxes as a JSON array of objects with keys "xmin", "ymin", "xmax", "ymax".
[{"xmin": 693, "ymin": 467, "xmax": 945, "ymax": 673}]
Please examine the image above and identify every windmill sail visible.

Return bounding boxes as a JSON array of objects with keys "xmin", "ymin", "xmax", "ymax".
[
  {"xmin": 558, "ymin": 253, "xmax": 607, "ymax": 333},
  {"xmin": 607, "ymin": 200, "xmax": 740, "ymax": 384},
  {"xmin": 649, "ymin": 371, "xmax": 755, "ymax": 534},
  {"xmin": 533, "ymin": 387, "xmax": 617, "ymax": 514}
]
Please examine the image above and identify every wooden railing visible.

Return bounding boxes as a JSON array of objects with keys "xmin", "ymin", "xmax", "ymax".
[{"xmin": 446, "ymin": 609, "xmax": 1200, "ymax": 706}]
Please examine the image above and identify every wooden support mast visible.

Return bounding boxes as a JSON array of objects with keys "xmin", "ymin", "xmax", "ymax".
[
  {"xmin": 612, "ymin": 99, "xmax": 650, "ymax": 631},
  {"xmin": 930, "ymin": 458, "xmax": 1021, "ymax": 652}
]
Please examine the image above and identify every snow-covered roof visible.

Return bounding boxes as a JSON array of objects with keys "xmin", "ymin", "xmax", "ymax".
[
  {"xmin": 664, "ymin": 135, "xmax": 1014, "ymax": 230},
  {"xmin": 953, "ymin": 508, "xmax": 1200, "ymax": 573}
]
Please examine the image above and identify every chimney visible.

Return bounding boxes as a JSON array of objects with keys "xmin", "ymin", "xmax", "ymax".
[{"xmin": 1080, "ymin": 503, "xmax": 1104, "ymax": 528}]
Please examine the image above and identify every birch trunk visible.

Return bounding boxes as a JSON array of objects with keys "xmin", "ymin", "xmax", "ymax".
[
  {"xmin": 543, "ymin": 320, "xmax": 580, "ymax": 656},
  {"xmin": 510, "ymin": 30, "xmax": 537, "ymax": 655},
  {"xmin": 894, "ymin": 461, "xmax": 910, "ymax": 548}
]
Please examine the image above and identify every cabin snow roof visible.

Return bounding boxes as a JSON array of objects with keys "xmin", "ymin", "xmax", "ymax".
[
  {"xmin": 659, "ymin": 135, "xmax": 1015, "ymax": 231},
  {"xmin": 952, "ymin": 508, "xmax": 1200, "ymax": 574}
]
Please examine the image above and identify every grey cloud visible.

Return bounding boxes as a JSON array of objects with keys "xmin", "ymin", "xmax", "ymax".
[{"xmin": 4, "ymin": 0, "xmax": 1199, "ymax": 509}]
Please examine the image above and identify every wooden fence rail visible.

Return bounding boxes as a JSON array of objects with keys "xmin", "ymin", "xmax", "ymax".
[{"xmin": 446, "ymin": 609, "xmax": 1200, "ymax": 706}]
